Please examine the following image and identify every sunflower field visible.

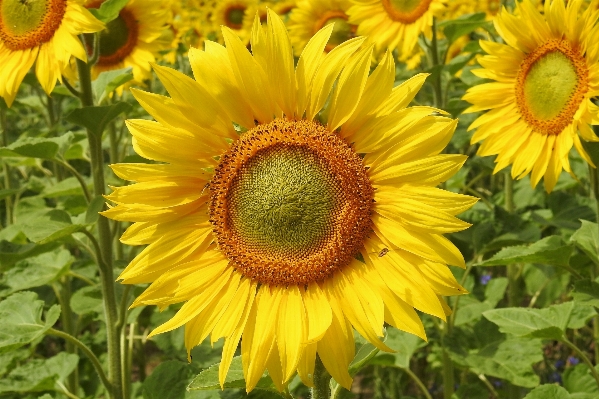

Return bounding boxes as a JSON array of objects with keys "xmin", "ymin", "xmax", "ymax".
[{"xmin": 1, "ymin": 0, "xmax": 599, "ymax": 398}]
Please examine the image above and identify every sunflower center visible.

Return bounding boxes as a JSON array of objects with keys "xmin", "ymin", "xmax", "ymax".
[
  {"xmin": 516, "ymin": 39, "xmax": 589, "ymax": 135},
  {"xmin": 381, "ymin": 0, "xmax": 433, "ymax": 24},
  {"xmin": 210, "ymin": 119, "xmax": 374, "ymax": 286},
  {"xmin": 314, "ymin": 11, "xmax": 355, "ymax": 51},
  {"xmin": 94, "ymin": 9, "xmax": 138, "ymax": 66},
  {"xmin": 225, "ymin": 5, "xmax": 245, "ymax": 29},
  {"xmin": 0, "ymin": 0, "xmax": 66, "ymax": 51}
]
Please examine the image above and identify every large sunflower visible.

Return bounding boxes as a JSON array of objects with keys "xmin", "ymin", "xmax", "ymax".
[
  {"xmin": 104, "ymin": 10, "xmax": 473, "ymax": 391},
  {"xmin": 288, "ymin": 0, "xmax": 356, "ymax": 56},
  {"xmin": 0, "ymin": 0, "xmax": 103, "ymax": 106},
  {"xmin": 86, "ymin": 0, "xmax": 170, "ymax": 83},
  {"xmin": 463, "ymin": 0, "xmax": 599, "ymax": 192},
  {"xmin": 347, "ymin": 0, "xmax": 445, "ymax": 62}
]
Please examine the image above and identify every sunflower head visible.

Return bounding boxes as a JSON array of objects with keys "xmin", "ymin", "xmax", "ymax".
[
  {"xmin": 104, "ymin": 9, "xmax": 473, "ymax": 392},
  {"xmin": 463, "ymin": 0, "xmax": 599, "ymax": 192},
  {"xmin": 0, "ymin": 0, "xmax": 66, "ymax": 50}
]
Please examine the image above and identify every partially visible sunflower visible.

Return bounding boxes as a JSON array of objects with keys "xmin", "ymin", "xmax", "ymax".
[
  {"xmin": 347, "ymin": 0, "xmax": 446, "ymax": 62},
  {"xmin": 104, "ymin": 10, "xmax": 474, "ymax": 391},
  {"xmin": 211, "ymin": 0, "xmax": 256, "ymax": 44},
  {"xmin": 463, "ymin": 0, "xmax": 599, "ymax": 192},
  {"xmin": 86, "ymin": 0, "xmax": 170, "ymax": 83},
  {"xmin": 288, "ymin": 0, "xmax": 356, "ymax": 56},
  {"xmin": 0, "ymin": 0, "xmax": 103, "ymax": 106}
]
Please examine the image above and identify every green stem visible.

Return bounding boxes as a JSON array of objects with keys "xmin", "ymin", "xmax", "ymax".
[
  {"xmin": 55, "ymin": 278, "xmax": 78, "ymax": 394},
  {"xmin": 477, "ymin": 374, "xmax": 498, "ymax": 398},
  {"xmin": 1, "ymin": 107, "xmax": 13, "ymax": 226},
  {"xmin": 311, "ymin": 356, "xmax": 331, "ymax": 399},
  {"xmin": 431, "ymin": 18, "xmax": 443, "ymax": 109},
  {"xmin": 400, "ymin": 366, "xmax": 433, "ymax": 399},
  {"xmin": 562, "ymin": 337, "xmax": 599, "ymax": 390},
  {"xmin": 51, "ymin": 158, "xmax": 92, "ymax": 203},
  {"xmin": 441, "ymin": 341, "xmax": 454, "ymax": 399},
  {"xmin": 504, "ymin": 172, "xmax": 514, "ymax": 213},
  {"xmin": 504, "ymin": 173, "xmax": 522, "ymax": 309},
  {"xmin": 76, "ymin": 57, "xmax": 123, "ymax": 399},
  {"xmin": 47, "ymin": 328, "xmax": 112, "ymax": 392}
]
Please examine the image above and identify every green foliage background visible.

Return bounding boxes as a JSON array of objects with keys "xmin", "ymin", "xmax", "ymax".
[{"xmin": 0, "ymin": 1, "xmax": 599, "ymax": 399}]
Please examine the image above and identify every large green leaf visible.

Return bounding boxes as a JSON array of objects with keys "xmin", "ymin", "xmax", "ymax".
[
  {"xmin": 41, "ymin": 177, "xmax": 91, "ymax": 199},
  {"xmin": 66, "ymin": 102, "xmax": 132, "ymax": 137},
  {"xmin": 21, "ymin": 209, "xmax": 84, "ymax": 244},
  {"xmin": 188, "ymin": 356, "xmax": 275, "ymax": 392},
  {"xmin": 465, "ymin": 337, "xmax": 543, "ymax": 388},
  {"xmin": 454, "ymin": 277, "xmax": 508, "ymax": 326},
  {"xmin": 0, "ymin": 134, "xmax": 73, "ymax": 159},
  {"xmin": 70, "ymin": 286, "xmax": 103, "ymax": 316},
  {"xmin": 523, "ymin": 385, "xmax": 570, "ymax": 399},
  {"xmin": 0, "ymin": 241, "xmax": 60, "ymax": 271},
  {"xmin": 479, "ymin": 236, "xmax": 573, "ymax": 266},
  {"xmin": 0, "ymin": 352, "xmax": 78, "ymax": 394},
  {"xmin": 440, "ymin": 13, "xmax": 489, "ymax": 44},
  {"xmin": 0, "ymin": 249, "xmax": 73, "ymax": 297},
  {"xmin": 563, "ymin": 364, "xmax": 599, "ymax": 396},
  {"xmin": 571, "ymin": 279, "xmax": 599, "ymax": 308},
  {"xmin": 570, "ymin": 220, "xmax": 599, "ymax": 265},
  {"xmin": 483, "ymin": 302, "xmax": 595, "ymax": 340},
  {"xmin": 0, "ymin": 292, "xmax": 60, "ymax": 354},
  {"xmin": 374, "ymin": 327, "xmax": 427, "ymax": 369}
]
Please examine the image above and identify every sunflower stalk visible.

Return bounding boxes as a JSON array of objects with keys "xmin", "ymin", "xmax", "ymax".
[
  {"xmin": 76, "ymin": 54, "xmax": 124, "ymax": 399},
  {"xmin": 1, "ymin": 106, "xmax": 12, "ymax": 226},
  {"xmin": 311, "ymin": 356, "xmax": 331, "ymax": 399},
  {"xmin": 588, "ymin": 164, "xmax": 599, "ymax": 364},
  {"xmin": 430, "ymin": 17, "xmax": 444, "ymax": 109}
]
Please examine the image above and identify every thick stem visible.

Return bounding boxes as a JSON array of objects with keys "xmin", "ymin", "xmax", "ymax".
[
  {"xmin": 55, "ymin": 278, "xmax": 79, "ymax": 394},
  {"xmin": 431, "ymin": 18, "xmax": 443, "ymax": 109},
  {"xmin": 562, "ymin": 337, "xmax": 599, "ymax": 390},
  {"xmin": 311, "ymin": 356, "xmax": 331, "ymax": 399},
  {"xmin": 76, "ymin": 57, "xmax": 123, "ymax": 399},
  {"xmin": 47, "ymin": 328, "xmax": 112, "ymax": 392},
  {"xmin": 504, "ymin": 173, "xmax": 522, "ymax": 308},
  {"xmin": 441, "ymin": 342, "xmax": 454, "ymax": 399}
]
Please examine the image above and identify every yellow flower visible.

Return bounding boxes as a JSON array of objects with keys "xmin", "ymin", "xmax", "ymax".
[
  {"xmin": 0, "ymin": 0, "xmax": 103, "ymax": 106},
  {"xmin": 288, "ymin": 0, "xmax": 356, "ymax": 56},
  {"xmin": 104, "ymin": 10, "xmax": 473, "ymax": 391},
  {"xmin": 211, "ymin": 0, "xmax": 256, "ymax": 44},
  {"xmin": 347, "ymin": 0, "xmax": 446, "ymax": 62},
  {"xmin": 463, "ymin": 0, "xmax": 599, "ymax": 192},
  {"xmin": 86, "ymin": 0, "xmax": 170, "ymax": 83}
]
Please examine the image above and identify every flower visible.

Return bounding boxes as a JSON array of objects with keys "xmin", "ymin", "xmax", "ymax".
[
  {"xmin": 211, "ymin": 0, "xmax": 256, "ymax": 44},
  {"xmin": 462, "ymin": 0, "xmax": 599, "ymax": 192},
  {"xmin": 347, "ymin": 0, "xmax": 446, "ymax": 62},
  {"xmin": 86, "ymin": 0, "xmax": 170, "ymax": 84},
  {"xmin": 103, "ymin": 10, "xmax": 474, "ymax": 391},
  {"xmin": 288, "ymin": 0, "xmax": 356, "ymax": 56},
  {"xmin": 0, "ymin": 0, "xmax": 103, "ymax": 106}
]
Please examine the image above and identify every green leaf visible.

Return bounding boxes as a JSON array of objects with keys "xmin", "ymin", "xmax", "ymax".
[
  {"xmin": 465, "ymin": 337, "xmax": 544, "ymax": 388},
  {"xmin": 570, "ymin": 220, "xmax": 599, "ymax": 265},
  {"xmin": 188, "ymin": 356, "xmax": 275, "ymax": 391},
  {"xmin": 41, "ymin": 177, "xmax": 90, "ymax": 199},
  {"xmin": 571, "ymin": 279, "xmax": 599, "ymax": 307},
  {"xmin": 479, "ymin": 236, "xmax": 573, "ymax": 266},
  {"xmin": 523, "ymin": 385, "xmax": 570, "ymax": 399},
  {"xmin": 88, "ymin": 0, "xmax": 129, "ymax": 23},
  {"xmin": 0, "ymin": 189, "xmax": 19, "ymax": 200},
  {"xmin": 86, "ymin": 196, "xmax": 107, "ymax": 224},
  {"xmin": 142, "ymin": 360, "xmax": 220, "ymax": 399},
  {"xmin": 21, "ymin": 209, "xmax": 84, "ymax": 244},
  {"xmin": 441, "ymin": 13, "xmax": 488, "ymax": 44},
  {"xmin": 0, "ymin": 352, "xmax": 78, "ymax": 394},
  {"xmin": 0, "ymin": 292, "xmax": 60, "ymax": 354},
  {"xmin": 70, "ymin": 286, "xmax": 103, "ymax": 316},
  {"xmin": 454, "ymin": 277, "xmax": 508, "ymax": 326},
  {"xmin": 380, "ymin": 327, "xmax": 427, "ymax": 369},
  {"xmin": 66, "ymin": 102, "xmax": 132, "ymax": 137},
  {"xmin": 0, "ymin": 249, "xmax": 73, "ymax": 297},
  {"xmin": 349, "ymin": 331, "xmax": 387, "ymax": 375},
  {"xmin": 563, "ymin": 364, "xmax": 599, "ymax": 395},
  {"xmin": 0, "ymin": 134, "xmax": 73, "ymax": 159},
  {"xmin": 92, "ymin": 67, "xmax": 133, "ymax": 104},
  {"xmin": 483, "ymin": 302, "xmax": 595, "ymax": 339},
  {"xmin": 0, "ymin": 241, "xmax": 60, "ymax": 271}
]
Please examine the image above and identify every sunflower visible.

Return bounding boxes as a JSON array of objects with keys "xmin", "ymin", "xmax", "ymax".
[
  {"xmin": 104, "ymin": 10, "xmax": 473, "ymax": 391},
  {"xmin": 347, "ymin": 0, "xmax": 446, "ymax": 62},
  {"xmin": 211, "ymin": 0, "xmax": 256, "ymax": 44},
  {"xmin": 86, "ymin": 0, "xmax": 170, "ymax": 83},
  {"xmin": 463, "ymin": 0, "xmax": 599, "ymax": 192},
  {"xmin": 288, "ymin": 0, "xmax": 356, "ymax": 56},
  {"xmin": 0, "ymin": 0, "xmax": 103, "ymax": 106}
]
